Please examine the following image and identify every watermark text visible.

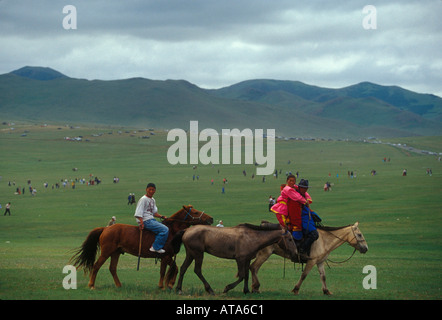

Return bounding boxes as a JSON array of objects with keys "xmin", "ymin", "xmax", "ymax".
[
  {"xmin": 362, "ymin": 265, "xmax": 377, "ymax": 289},
  {"xmin": 62, "ymin": 5, "xmax": 77, "ymax": 30},
  {"xmin": 167, "ymin": 121, "xmax": 275, "ymax": 175},
  {"xmin": 362, "ymin": 5, "xmax": 377, "ymax": 30}
]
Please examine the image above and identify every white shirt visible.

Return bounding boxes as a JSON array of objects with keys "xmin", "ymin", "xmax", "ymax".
[{"xmin": 134, "ymin": 195, "xmax": 158, "ymax": 221}]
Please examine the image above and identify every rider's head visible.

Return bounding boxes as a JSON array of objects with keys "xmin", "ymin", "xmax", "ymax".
[
  {"xmin": 298, "ymin": 179, "xmax": 309, "ymax": 194},
  {"xmin": 286, "ymin": 175, "xmax": 296, "ymax": 187},
  {"xmin": 145, "ymin": 183, "xmax": 156, "ymax": 197}
]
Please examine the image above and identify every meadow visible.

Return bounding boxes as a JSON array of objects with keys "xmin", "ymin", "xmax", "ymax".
[{"xmin": 0, "ymin": 123, "xmax": 441, "ymax": 300}]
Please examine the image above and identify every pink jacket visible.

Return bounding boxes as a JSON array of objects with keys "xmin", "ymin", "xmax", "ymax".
[{"xmin": 271, "ymin": 185, "xmax": 310, "ymax": 217}]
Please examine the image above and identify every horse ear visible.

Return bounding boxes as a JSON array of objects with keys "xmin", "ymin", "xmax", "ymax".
[{"xmin": 354, "ymin": 221, "xmax": 359, "ymax": 228}]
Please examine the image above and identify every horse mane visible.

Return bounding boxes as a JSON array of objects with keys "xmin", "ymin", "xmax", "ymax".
[
  {"xmin": 317, "ymin": 224, "xmax": 352, "ymax": 231},
  {"xmin": 239, "ymin": 223, "xmax": 281, "ymax": 231}
]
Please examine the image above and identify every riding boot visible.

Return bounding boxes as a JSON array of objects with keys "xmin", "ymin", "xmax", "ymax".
[
  {"xmin": 294, "ymin": 240, "xmax": 302, "ymax": 251},
  {"xmin": 301, "ymin": 238, "xmax": 314, "ymax": 256},
  {"xmin": 301, "ymin": 230, "xmax": 319, "ymax": 257}
]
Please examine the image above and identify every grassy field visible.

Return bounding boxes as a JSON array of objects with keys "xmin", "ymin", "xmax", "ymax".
[{"xmin": 0, "ymin": 123, "xmax": 441, "ymax": 300}]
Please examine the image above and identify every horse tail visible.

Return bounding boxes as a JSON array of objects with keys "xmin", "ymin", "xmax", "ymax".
[
  {"xmin": 171, "ymin": 230, "xmax": 185, "ymax": 254},
  {"xmin": 70, "ymin": 227, "xmax": 105, "ymax": 274}
]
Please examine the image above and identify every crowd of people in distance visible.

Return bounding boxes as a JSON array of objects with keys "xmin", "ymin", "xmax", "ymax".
[{"xmin": 6, "ymin": 174, "xmax": 104, "ymax": 197}]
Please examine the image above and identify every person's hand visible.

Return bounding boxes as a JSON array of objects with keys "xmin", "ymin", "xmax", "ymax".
[{"xmin": 138, "ymin": 218, "xmax": 144, "ymax": 230}]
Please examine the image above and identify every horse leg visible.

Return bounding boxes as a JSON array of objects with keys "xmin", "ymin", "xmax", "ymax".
[
  {"xmin": 250, "ymin": 248, "xmax": 273, "ymax": 293},
  {"xmin": 318, "ymin": 262, "xmax": 332, "ymax": 295},
  {"xmin": 158, "ymin": 258, "xmax": 168, "ymax": 289},
  {"xmin": 160, "ymin": 256, "xmax": 178, "ymax": 290},
  {"xmin": 224, "ymin": 258, "xmax": 247, "ymax": 294},
  {"xmin": 109, "ymin": 252, "xmax": 122, "ymax": 288},
  {"xmin": 176, "ymin": 253, "xmax": 194, "ymax": 294},
  {"xmin": 292, "ymin": 261, "xmax": 315, "ymax": 295},
  {"xmin": 193, "ymin": 253, "xmax": 215, "ymax": 295},
  {"xmin": 88, "ymin": 254, "xmax": 109, "ymax": 289},
  {"xmin": 165, "ymin": 259, "xmax": 178, "ymax": 289},
  {"xmin": 242, "ymin": 259, "xmax": 251, "ymax": 294}
]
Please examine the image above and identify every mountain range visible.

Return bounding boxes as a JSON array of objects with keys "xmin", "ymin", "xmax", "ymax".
[{"xmin": 1, "ymin": 66, "xmax": 441, "ymax": 138}]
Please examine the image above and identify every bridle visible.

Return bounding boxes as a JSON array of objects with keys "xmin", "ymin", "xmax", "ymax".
[
  {"xmin": 325, "ymin": 225, "xmax": 365, "ymax": 264},
  {"xmin": 183, "ymin": 207, "xmax": 205, "ymax": 222},
  {"xmin": 163, "ymin": 207, "xmax": 205, "ymax": 224}
]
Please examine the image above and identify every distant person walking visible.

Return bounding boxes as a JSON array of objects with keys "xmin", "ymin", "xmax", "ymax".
[
  {"xmin": 268, "ymin": 196, "xmax": 275, "ymax": 211},
  {"xmin": 4, "ymin": 202, "xmax": 11, "ymax": 216},
  {"xmin": 127, "ymin": 193, "xmax": 136, "ymax": 205}
]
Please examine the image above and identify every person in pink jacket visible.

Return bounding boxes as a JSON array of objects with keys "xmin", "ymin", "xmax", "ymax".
[{"xmin": 271, "ymin": 175, "xmax": 311, "ymax": 229}]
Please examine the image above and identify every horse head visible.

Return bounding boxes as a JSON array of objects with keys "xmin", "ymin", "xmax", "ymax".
[
  {"xmin": 350, "ymin": 222, "xmax": 368, "ymax": 254},
  {"xmin": 279, "ymin": 226, "xmax": 298, "ymax": 261},
  {"xmin": 181, "ymin": 205, "xmax": 214, "ymax": 225}
]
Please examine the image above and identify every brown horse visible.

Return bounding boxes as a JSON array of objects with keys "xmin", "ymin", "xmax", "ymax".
[
  {"xmin": 175, "ymin": 223, "xmax": 298, "ymax": 295},
  {"xmin": 70, "ymin": 205, "xmax": 213, "ymax": 289},
  {"xmin": 250, "ymin": 222, "xmax": 368, "ymax": 295}
]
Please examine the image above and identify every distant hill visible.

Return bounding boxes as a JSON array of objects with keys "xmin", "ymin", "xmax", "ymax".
[
  {"xmin": 1, "ymin": 66, "xmax": 441, "ymax": 138},
  {"xmin": 210, "ymin": 79, "xmax": 442, "ymax": 136},
  {"xmin": 10, "ymin": 66, "xmax": 68, "ymax": 81}
]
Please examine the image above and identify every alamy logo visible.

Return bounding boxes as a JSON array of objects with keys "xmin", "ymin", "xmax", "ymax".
[
  {"xmin": 62, "ymin": 5, "xmax": 77, "ymax": 30},
  {"xmin": 62, "ymin": 265, "xmax": 77, "ymax": 289},
  {"xmin": 362, "ymin": 5, "xmax": 377, "ymax": 30},
  {"xmin": 167, "ymin": 121, "xmax": 275, "ymax": 175}
]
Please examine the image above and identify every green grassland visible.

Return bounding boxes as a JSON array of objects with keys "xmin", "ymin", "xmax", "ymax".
[{"xmin": 0, "ymin": 124, "xmax": 441, "ymax": 300}]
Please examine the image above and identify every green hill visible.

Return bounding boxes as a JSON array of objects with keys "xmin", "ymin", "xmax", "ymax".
[
  {"xmin": 210, "ymin": 79, "xmax": 442, "ymax": 136},
  {"xmin": 10, "ymin": 66, "xmax": 68, "ymax": 81},
  {"xmin": 1, "ymin": 67, "xmax": 441, "ymax": 138}
]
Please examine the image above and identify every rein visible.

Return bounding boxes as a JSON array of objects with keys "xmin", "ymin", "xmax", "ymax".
[
  {"xmin": 324, "ymin": 225, "xmax": 360, "ymax": 265},
  {"xmin": 163, "ymin": 208, "xmax": 205, "ymax": 224},
  {"xmin": 326, "ymin": 248, "xmax": 357, "ymax": 265}
]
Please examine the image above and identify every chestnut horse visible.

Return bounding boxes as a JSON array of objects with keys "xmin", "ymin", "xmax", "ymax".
[
  {"xmin": 175, "ymin": 223, "xmax": 298, "ymax": 295},
  {"xmin": 70, "ymin": 205, "xmax": 213, "ymax": 289},
  {"xmin": 250, "ymin": 222, "xmax": 368, "ymax": 295}
]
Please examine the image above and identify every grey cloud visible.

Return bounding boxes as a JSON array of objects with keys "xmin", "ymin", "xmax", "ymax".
[{"xmin": 0, "ymin": 0, "xmax": 441, "ymax": 96}]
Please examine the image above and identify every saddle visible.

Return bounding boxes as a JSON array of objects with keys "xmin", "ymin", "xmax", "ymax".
[{"xmin": 260, "ymin": 220, "xmax": 306, "ymax": 262}]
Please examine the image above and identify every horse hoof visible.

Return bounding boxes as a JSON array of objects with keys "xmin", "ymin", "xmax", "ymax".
[
  {"xmin": 291, "ymin": 288, "xmax": 299, "ymax": 295},
  {"xmin": 323, "ymin": 290, "xmax": 333, "ymax": 295}
]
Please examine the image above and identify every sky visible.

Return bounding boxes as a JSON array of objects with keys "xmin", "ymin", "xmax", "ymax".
[{"xmin": 1, "ymin": 0, "xmax": 441, "ymax": 96}]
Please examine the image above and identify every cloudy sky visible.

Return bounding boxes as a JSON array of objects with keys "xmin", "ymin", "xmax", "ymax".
[{"xmin": 1, "ymin": 0, "xmax": 441, "ymax": 96}]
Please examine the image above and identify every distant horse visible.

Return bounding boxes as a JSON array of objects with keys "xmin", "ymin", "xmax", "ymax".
[
  {"xmin": 175, "ymin": 223, "xmax": 298, "ymax": 295},
  {"xmin": 70, "ymin": 205, "xmax": 213, "ymax": 290},
  {"xmin": 250, "ymin": 222, "xmax": 368, "ymax": 295}
]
